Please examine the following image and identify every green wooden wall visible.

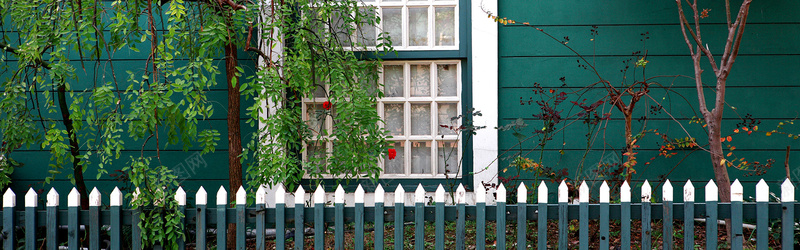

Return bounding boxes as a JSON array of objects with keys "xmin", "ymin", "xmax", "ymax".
[{"xmin": 497, "ymin": 0, "xmax": 800, "ymax": 197}]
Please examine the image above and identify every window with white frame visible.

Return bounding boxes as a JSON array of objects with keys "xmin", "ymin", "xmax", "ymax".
[
  {"xmin": 355, "ymin": 0, "xmax": 458, "ymax": 50},
  {"xmin": 379, "ymin": 61, "xmax": 460, "ymax": 177}
]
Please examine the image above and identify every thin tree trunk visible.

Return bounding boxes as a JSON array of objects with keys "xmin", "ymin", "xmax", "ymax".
[
  {"xmin": 623, "ymin": 112, "xmax": 634, "ymax": 183},
  {"xmin": 225, "ymin": 41, "xmax": 242, "ymax": 247},
  {"xmin": 58, "ymin": 84, "xmax": 89, "ymax": 209}
]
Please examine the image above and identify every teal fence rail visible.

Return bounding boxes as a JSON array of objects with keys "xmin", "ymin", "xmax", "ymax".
[{"xmin": 0, "ymin": 179, "xmax": 797, "ymax": 249}]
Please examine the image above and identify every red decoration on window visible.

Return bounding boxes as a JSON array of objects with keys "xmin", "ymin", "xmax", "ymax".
[
  {"xmin": 323, "ymin": 101, "xmax": 332, "ymax": 110},
  {"xmin": 388, "ymin": 148, "xmax": 397, "ymax": 160}
]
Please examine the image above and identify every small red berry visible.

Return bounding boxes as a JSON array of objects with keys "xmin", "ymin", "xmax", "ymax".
[{"xmin": 388, "ymin": 148, "xmax": 397, "ymax": 160}]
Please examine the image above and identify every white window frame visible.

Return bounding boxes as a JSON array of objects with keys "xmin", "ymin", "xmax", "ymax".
[{"xmin": 355, "ymin": 0, "xmax": 459, "ymax": 51}]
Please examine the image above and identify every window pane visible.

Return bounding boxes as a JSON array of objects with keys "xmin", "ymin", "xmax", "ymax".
[
  {"xmin": 385, "ymin": 141, "xmax": 405, "ymax": 174},
  {"xmin": 437, "ymin": 103, "xmax": 457, "ymax": 135},
  {"xmin": 307, "ymin": 142, "xmax": 327, "ymax": 174},
  {"xmin": 358, "ymin": 7, "xmax": 377, "ymax": 46},
  {"xmin": 408, "ymin": 8, "xmax": 428, "ymax": 46},
  {"xmin": 410, "ymin": 64, "xmax": 430, "ymax": 97},
  {"xmin": 331, "ymin": 11, "xmax": 351, "ymax": 47},
  {"xmin": 411, "ymin": 103, "xmax": 431, "ymax": 135},
  {"xmin": 384, "ymin": 65, "xmax": 404, "ymax": 97},
  {"xmin": 384, "ymin": 104, "xmax": 404, "ymax": 136},
  {"xmin": 437, "ymin": 141, "xmax": 458, "ymax": 174},
  {"xmin": 306, "ymin": 104, "xmax": 327, "ymax": 136},
  {"xmin": 436, "ymin": 64, "xmax": 457, "ymax": 96},
  {"xmin": 382, "ymin": 8, "xmax": 402, "ymax": 46},
  {"xmin": 411, "ymin": 141, "xmax": 431, "ymax": 174},
  {"xmin": 434, "ymin": 7, "xmax": 455, "ymax": 46}
]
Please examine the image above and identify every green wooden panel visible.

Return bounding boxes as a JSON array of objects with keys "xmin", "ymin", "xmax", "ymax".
[
  {"xmin": 782, "ymin": 201, "xmax": 794, "ymax": 248},
  {"xmin": 25, "ymin": 206, "xmax": 35, "ymax": 250},
  {"xmin": 683, "ymin": 201, "xmax": 694, "ymax": 250},
  {"xmin": 732, "ymin": 200, "xmax": 744, "ymax": 250}
]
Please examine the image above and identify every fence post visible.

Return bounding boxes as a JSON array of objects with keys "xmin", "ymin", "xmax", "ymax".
[
  {"xmin": 294, "ymin": 185, "xmax": 305, "ymax": 250},
  {"xmin": 354, "ymin": 185, "xmax": 365, "ymax": 250},
  {"xmin": 176, "ymin": 187, "xmax": 187, "ymax": 250},
  {"xmin": 89, "ymin": 188, "xmax": 101, "ymax": 249},
  {"xmin": 731, "ymin": 180, "xmax": 744, "ymax": 250},
  {"xmin": 516, "ymin": 183, "xmax": 526, "ymax": 250},
  {"xmin": 683, "ymin": 181, "xmax": 694, "ymax": 250},
  {"xmin": 374, "ymin": 184, "xmax": 385, "ymax": 250},
  {"xmin": 705, "ymin": 180, "xmax": 718, "ymax": 249},
  {"xmin": 557, "ymin": 181, "xmax": 568, "ymax": 250},
  {"xmin": 434, "ymin": 185, "xmax": 445, "ymax": 250},
  {"xmin": 236, "ymin": 186, "xmax": 246, "ymax": 250},
  {"xmin": 414, "ymin": 184, "xmax": 425, "ymax": 250},
  {"xmin": 641, "ymin": 180, "xmax": 652, "ymax": 250},
  {"xmin": 456, "ymin": 184, "xmax": 466, "ymax": 250},
  {"xmin": 476, "ymin": 184, "xmax": 486, "ymax": 250},
  {"xmin": 496, "ymin": 183, "xmax": 506, "ymax": 250},
  {"xmin": 755, "ymin": 179, "xmax": 768, "ymax": 250},
  {"xmin": 314, "ymin": 185, "xmax": 325, "ymax": 250},
  {"xmin": 599, "ymin": 181, "xmax": 609, "ymax": 250},
  {"xmin": 3, "ymin": 189, "xmax": 15, "ymax": 250},
  {"xmin": 537, "ymin": 181, "xmax": 548, "ymax": 250},
  {"xmin": 67, "ymin": 188, "xmax": 79, "ymax": 250},
  {"xmin": 216, "ymin": 186, "xmax": 227, "ymax": 250},
  {"xmin": 196, "ymin": 187, "xmax": 207, "ymax": 250},
  {"xmin": 335, "ymin": 185, "xmax": 345, "ymax": 250},
  {"xmin": 256, "ymin": 185, "xmax": 267, "ymax": 250},
  {"xmin": 620, "ymin": 181, "xmax": 631, "ymax": 249},
  {"xmin": 46, "ymin": 188, "xmax": 59, "ymax": 250},
  {"xmin": 24, "ymin": 188, "xmax": 36, "ymax": 250},
  {"xmin": 275, "ymin": 185, "xmax": 286, "ymax": 250},
  {"xmin": 132, "ymin": 188, "xmax": 142, "ymax": 250},
  {"xmin": 579, "ymin": 181, "xmax": 588, "ymax": 250},
  {"xmin": 662, "ymin": 180, "xmax": 673, "ymax": 250},
  {"xmin": 781, "ymin": 179, "xmax": 794, "ymax": 249},
  {"xmin": 394, "ymin": 184, "xmax": 405, "ymax": 250}
]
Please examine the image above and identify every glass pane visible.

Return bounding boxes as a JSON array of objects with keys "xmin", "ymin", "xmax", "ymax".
[
  {"xmin": 331, "ymin": 11, "xmax": 351, "ymax": 47},
  {"xmin": 358, "ymin": 7, "xmax": 377, "ymax": 46},
  {"xmin": 384, "ymin": 141, "xmax": 405, "ymax": 174},
  {"xmin": 410, "ymin": 64, "xmax": 430, "ymax": 97},
  {"xmin": 384, "ymin": 104, "xmax": 404, "ymax": 136},
  {"xmin": 408, "ymin": 8, "xmax": 428, "ymax": 46},
  {"xmin": 437, "ymin": 141, "xmax": 458, "ymax": 174},
  {"xmin": 307, "ymin": 142, "xmax": 327, "ymax": 173},
  {"xmin": 382, "ymin": 8, "xmax": 402, "ymax": 46},
  {"xmin": 434, "ymin": 7, "xmax": 455, "ymax": 46},
  {"xmin": 306, "ymin": 104, "xmax": 327, "ymax": 136},
  {"xmin": 312, "ymin": 84, "xmax": 327, "ymax": 98},
  {"xmin": 436, "ymin": 64, "xmax": 457, "ymax": 96},
  {"xmin": 437, "ymin": 103, "xmax": 457, "ymax": 135},
  {"xmin": 411, "ymin": 141, "xmax": 431, "ymax": 174},
  {"xmin": 411, "ymin": 103, "xmax": 431, "ymax": 135},
  {"xmin": 384, "ymin": 65, "xmax": 404, "ymax": 97}
]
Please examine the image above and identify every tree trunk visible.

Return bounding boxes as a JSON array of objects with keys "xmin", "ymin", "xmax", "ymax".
[
  {"xmin": 58, "ymin": 84, "xmax": 89, "ymax": 209},
  {"xmin": 623, "ymin": 112, "xmax": 634, "ymax": 183},
  {"xmin": 225, "ymin": 41, "xmax": 242, "ymax": 248}
]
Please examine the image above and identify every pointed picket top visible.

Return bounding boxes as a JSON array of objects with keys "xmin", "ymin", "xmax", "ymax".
[
  {"xmin": 456, "ymin": 183, "xmax": 467, "ymax": 204},
  {"xmin": 517, "ymin": 182, "xmax": 527, "ymax": 203},
  {"xmin": 394, "ymin": 184, "xmax": 405, "ymax": 205},
  {"xmin": 558, "ymin": 180, "xmax": 568, "ymax": 203},
  {"xmin": 731, "ymin": 179, "xmax": 744, "ymax": 202},
  {"xmin": 782, "ymin": 178, "xmax": 794, "ymax": 202},
  {"xmin": 89, "ymin": 187, "xmax": 101, "ymax": 207},
  {"xmin": 275, "ymin": 184, "xmax": 286, "ymax": 205},
  {"xmin": 705, "ymin": 180, "xmax": 718, "ymax": 201},
  {"xmin": 25, "ymin": 188, "xmax": 37, "ymax": 208},
  {"xmin": 68, "ymin": 187, "xmax": 80, "ymax": 207},
  {"xmin": 579, "ymin": 181, "xmax": 589, "ymax": 203},
  {"xmin": 537, "ymin": 181, "xmax": 548, "ymax": 203},
  {"xmin": 683, "ymin": 180, "xmax": 695, "ymax": 202},
  {"xmin": 599, "ymin": 181, "xmax": 609, "ymax": 203},
  {"xmin": 294, "ymin": 185, "xmax": 305, "ymax": 205},
  {"xmin": 435, "ymin": 184, "xmax": 446, "ymax": 203},
  {"xmin": 216, "ymin": 186, "xmax": 228, "ymax": 206},
  {"xmin": 46, "ymin": 188, "xmax": 59, "ymax": 207},
  {"xmin": 256, "ymin": 185, "xmax": 267, "ymax": 205},
  {"xmin": 236, "ymin": 186, "xmax": 247, "ymax": 206},
  {"xmin": 755, "ymin": 179, "xmax": 768, "ymax": 202},
  {"xmin": 109, "ymin": 187, "xmax": 122, "ymax": 206},
  {"xmin": 620, "ymin": 181, "xmax": 631, "ymax": 203},
  {"xmin": 374, "ymin": 184, "xmax": 385, "ymax": 203},
  {"xmin": 314, "ymin": 185, "xmax": 325, "ymax": 204},
  {"xmin": 641, "ymin": 180, "xmax": 652, "ymax": 202},
  {"xmin": 335, "ymin": 185, "xmax": 345, "ymax": 204},
  {"xmin": 3, "ymin": 188, "xmax": 15, "ymax": 207},
  {"xmin": 354, "ymin": 185, "xmax": 365, "ymax": 204},
  {"xmin": 496, "ymin": 183, "xmax": 507, "ymax": 203},
  {"xmin": 414, "ymin": 184, "xmax": 425, "ymax": 204},
  {"xmin": 476, "ymin": 184, "xmax": 486, "ymax": 204},
  {"xmin": 663, "ymin": 180, "xmax": 673, "ymax": 202},
  {"xmin": 196, "ymin": 186, "xmax": 208, "ymax": 205},
  {"xmin": 173, "ymin": 187, "xmax": 186, "ymax": 206}
]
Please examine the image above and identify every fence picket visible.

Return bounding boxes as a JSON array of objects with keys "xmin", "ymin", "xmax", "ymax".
[
  {"xmin": 683, "ymin": 181, "xmax": 694, "ymax": 250},
  {"xmin": 517, "ymin": 183, "xmax": 527, "ymax": 250},
  {"xmin": 335, "ymin": 185, "xmax": 345, "ymax": 250},
  {"xmin": 731, "ymin": 180, "xmax": 744, "ymax": 250},
  {"xmin": 641, "ymin": 180, "xmax": 652, "ymax": 250},
  {"xmin": 46, "ymin": 188, "xmax": 59, "ymax": 250},
  {"xmin": 314, "ymin": 185, "xmax": 325, "ymax": 250},
  {"xmin": 394, "ymin": 184, "xmax": 405, "ymax": 250},
  {"xmin": 557, "ymin": 181, "xmax": 568, "ymax": 250},
  {"xmin": 24, "ymin": 188, "xmax": 36, "ymax": 250},
  {"xmin": 216, "ymin": 186, "xmax": 228, "ymax": 250},
  {"xmin": 781, "ymin": 179, "xmax": 794, "ymax": 249},
  {"xmin": 662, "ymin": 180, "xmax": 673, "ymax": 250},
  {"xmin": 275, "ymin": 185, "xmax": 286, "ymax": 250},
  {"xmin": 414, "ymin": 184, "xmax": 425, "ymax": 250},
  {"xmin": 456, "ymin": 184, "xmax": 466, "ymax": 250},
  {"xmin": 89, "ymin": 188, "xmax": 101, "ymax": 249},
  {"xmin": 196, "ymin": 187, "xmax": 208, "ymax": 250},
  {"xmin": 236, "ymin": 186, "xmax": 247, "ymax": 250},
  {"xmin": 435, "ymin": 185, "xmax": 445, "ymax": 250},
  {"xmin": 256, "ymin": 186, "xmax": 267, "ymax": 250},
  {"xmin": 755, "ymin": 179, "xmax": 768, "ymax": 250},
  {"xmin": 706, "ymin": 180, "xmax": 718, "ymax": 249},
  {"xmin": 476, "ymin": 185, "xmax": 486, "ymax": 250},
  {"xmin": 537, "ymin": 181, "xmax": 548, "ymax": 250},
  {"xmin": 496, "ymin": 183, "xmax": 506, "ymax": 250},
  {"xmin": 354, "ymin": 185, "xmax": 365, "ymax": 250},
  {"xmin": 132, "ymin": 188, "xmax": 142, "ymax": 250},
  {"xmin": 599, "ymin": 182, "xmax": 609, "ymax": 250},
  {"xmin": 375, "ymin": 184, "xmax": 385, "ymax": 250},
  {"xmin": 294, "ymin": 185, "xmax": 305, "ymax": 250},
  {"xmin": 176, "ymin": 187, "xmax": 187, "ymax": 250},
  {"xmin": 579, "ymin": 181, "xmax": 588, "ymax": 250},
  {"xmin": 620, "ymin": 181, "xmax": 631, "ymax": 250},
  {"xmin": 3, "ymin": 189, "xmax": 15, "ymax": 250},
  {"xmin": 67, "ymin": 188, "xmax": 79, "ymax": 250}
]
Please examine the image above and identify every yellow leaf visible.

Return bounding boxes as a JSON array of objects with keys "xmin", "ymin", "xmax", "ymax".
[
  {"xmin": 727, "ymin": 152, "xmax": 732, "ymax": 157},
  {"xmin": 753, "ymin": 126, "xmax": 758, "ymax": 131},
  {"xmin": 730, "ymin": 146, "xmax": 736, "ymax": 150},
  {"xmin": 766, "ymin": 131, "xmax": 773, "ymax": 136},
  {"xmin": 719, "ymin": 159, "xmax": 726, "ymax": 165},
  {"xmin": 733, "ymin": 129, "xmax": 739, "ymax": 133}
]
